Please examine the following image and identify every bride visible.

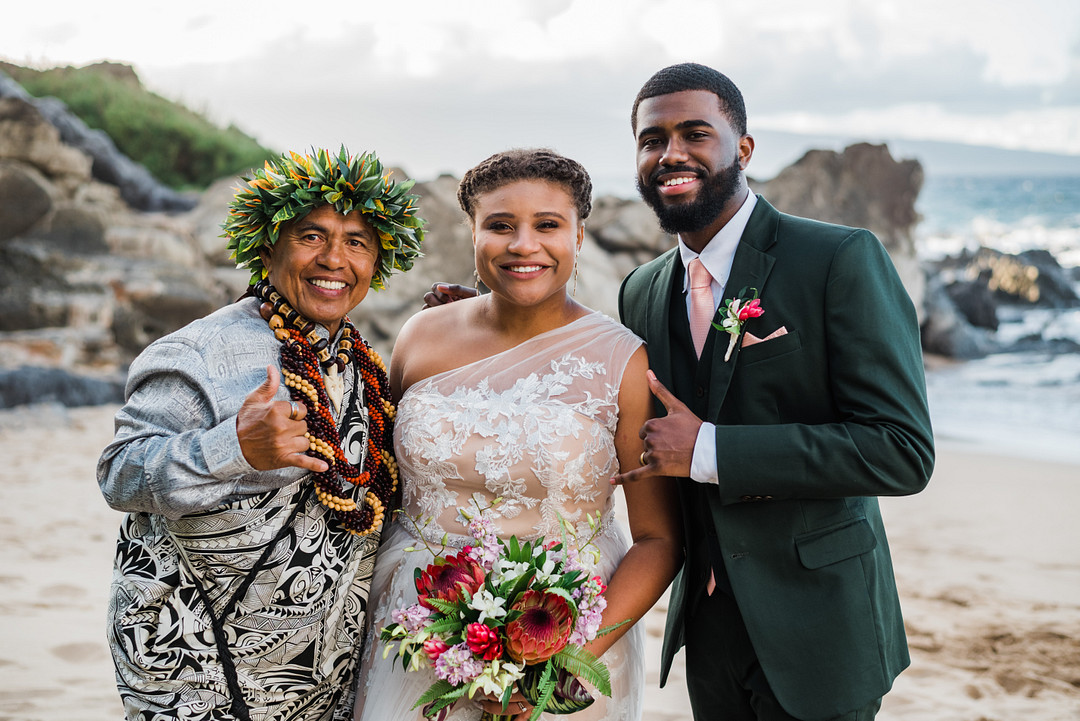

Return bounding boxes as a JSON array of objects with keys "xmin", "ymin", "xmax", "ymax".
[{"xmin": 353, "ymin": 148, "xmax": 682, "ymax": 721}]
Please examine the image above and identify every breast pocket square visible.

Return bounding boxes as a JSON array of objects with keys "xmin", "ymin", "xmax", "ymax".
[{"xmin": 741, "ymin": 326, "xmax": 788, "ymax": 347}]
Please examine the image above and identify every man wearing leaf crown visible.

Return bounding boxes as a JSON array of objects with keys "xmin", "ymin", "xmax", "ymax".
[{"xmin": 98, "ymin": 147, "xmax": 425, "ymax": 721}]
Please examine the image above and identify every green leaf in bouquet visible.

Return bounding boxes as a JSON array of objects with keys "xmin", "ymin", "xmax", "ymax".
[
  {"xmin": 536, "ymin": 666, "xmax": 596, "ymax": 715},
  {"xmin": 553, "ymin": 675, "xmax": 595, "ymax": 713},
  {"xmin": 413, "ymin": 679, "xmax": 466, "ymax": 713},
  {"xmin": 498, "ymin": 570, "xmax": 535, "ymax": 602},
  {"xmin": 595, "ymin": 617, "xmax": 631, "ymax": 639},
  {"xmin": 519, "ymin": 662, "xmax": 557, "ymax": 720},
  {"xmin": 552, "ymin": 569, "xmax": 584, "ymax": 589},
  {"xmin": 424, "ymin": 616, "xmax": 464, "ymax": 636},
  {"xmin": 379, "ymin": 624, "xmax": 403, "ymax": 641},
  {"xmin": 423, "ymin": 597, "xmax": 461, "ymax": 616},
  {"xmin": 543, "ymin": 586, "xmax": 574, "ymax": 605},
  {"xmin": 550, "ymin": 643, "xmax": 612, "ymax": 697}
]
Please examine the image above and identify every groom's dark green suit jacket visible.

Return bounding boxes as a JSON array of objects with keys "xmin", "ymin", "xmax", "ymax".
[{"xmin": 618, "ymin": 197, "xmax": 934, "ymax": 721}]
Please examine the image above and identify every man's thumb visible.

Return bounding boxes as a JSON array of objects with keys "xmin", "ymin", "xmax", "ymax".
[{"xmin": 251, "ymin": 365, "xmax": 280, "ymax": 401}]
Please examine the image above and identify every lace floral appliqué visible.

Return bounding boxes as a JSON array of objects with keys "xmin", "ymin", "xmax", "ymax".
[{"xmin": 396, "ymin": 352, "xmax": 621, "ymax": 545}]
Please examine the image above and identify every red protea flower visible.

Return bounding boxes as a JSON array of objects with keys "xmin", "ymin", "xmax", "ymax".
[
  {"xmin": 465, "ymin": 622, "xmax": 504, "ymax": 661},
  {"xmin": 422, "ymin": 637, "xmax": 448, "ymax": 662},
  {"xmin": 415, "ymin": 551, "xmax": 486, "ymax": 609},
  {"xmin": 504, "ymin": 590, "xmax": 574, "ymax": 664}
]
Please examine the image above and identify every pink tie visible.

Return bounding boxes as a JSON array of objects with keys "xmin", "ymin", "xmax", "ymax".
[{"xmin": 688, "ymin": 258, "xmax": 714, "ymax": 358}]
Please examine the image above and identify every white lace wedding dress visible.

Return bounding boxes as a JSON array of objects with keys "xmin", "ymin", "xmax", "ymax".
[{"xmin": 354, "ymin": 313, "xmax": 645, "ymax": 721}]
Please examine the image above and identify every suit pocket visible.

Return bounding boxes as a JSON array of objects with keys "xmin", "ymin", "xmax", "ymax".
[
  {"xmin": 737, "ymin": 329, "xmax": 801, "ymax": 366},
  {"xmin": 795, "ymin": 517, "xmax": 877, "ymax": 569}
]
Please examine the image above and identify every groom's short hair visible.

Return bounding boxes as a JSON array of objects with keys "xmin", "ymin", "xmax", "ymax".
[{"xmin": 631, "ymin": 63, "xmax": 747, "ymax": 137}]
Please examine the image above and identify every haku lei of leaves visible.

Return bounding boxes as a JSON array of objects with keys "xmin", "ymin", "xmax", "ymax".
[{"xmin": 223, "ymin": 146, "xmax": 426, "ymax": 289}]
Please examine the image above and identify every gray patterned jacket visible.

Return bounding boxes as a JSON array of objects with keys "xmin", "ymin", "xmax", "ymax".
[{"xmin": 97, "ymin": 297, "xmax": 376, "ymax": 721}]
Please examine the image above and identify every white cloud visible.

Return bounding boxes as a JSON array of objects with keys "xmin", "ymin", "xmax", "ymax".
[
  {"xmin": 2, "ymin": 0, "xmax": 1078, "ymax": 178},
  {"xmin": 755, "ymin": 103, "xmax": 1080, "ymax": 155}
]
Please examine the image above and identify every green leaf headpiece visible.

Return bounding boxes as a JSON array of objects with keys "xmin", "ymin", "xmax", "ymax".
[{"xmin": 222, "ymin": 147, "xmax": 426, "ymax": 289}]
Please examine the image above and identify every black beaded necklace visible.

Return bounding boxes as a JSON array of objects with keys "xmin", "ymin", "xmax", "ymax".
[{"xmin": 252, "ymin": 279, "xmax": 398, "ymax": 536}]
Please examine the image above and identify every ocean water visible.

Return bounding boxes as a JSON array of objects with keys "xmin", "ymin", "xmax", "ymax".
[
  {"xmin": 917, "ymin": 175, "xmax": 1080, "ymax": 266},
  {"xmin": 915, "ymin": 175, "xmax": 1080, "ymax": 464}
]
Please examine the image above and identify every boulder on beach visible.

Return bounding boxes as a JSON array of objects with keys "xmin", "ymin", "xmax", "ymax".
[{"xmin": 751, "ymin": 142, "xmax": 926, "ymax": 322}]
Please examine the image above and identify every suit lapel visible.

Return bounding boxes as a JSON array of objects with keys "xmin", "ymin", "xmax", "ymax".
[
  {"xmin": 645, "ymin": 250, "xmax": 679, "ymax": 390},
  {"xmin": 706, "ymin": 197, "xmax": 779, "ymax": 420}
]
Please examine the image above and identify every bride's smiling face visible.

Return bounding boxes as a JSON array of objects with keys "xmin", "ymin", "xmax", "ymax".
[{"xmin": 472, "ymin": 179, "xmax": 584, "ymax": 309}]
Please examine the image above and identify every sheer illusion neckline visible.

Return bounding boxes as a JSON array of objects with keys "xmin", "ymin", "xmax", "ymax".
[{"xmin": 402, "ymin": 312, "xmax": 599, "ymax": 395}]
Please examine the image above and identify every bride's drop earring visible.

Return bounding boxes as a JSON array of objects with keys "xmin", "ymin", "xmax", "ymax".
[
  {"xmin": 573, "ymin": 262, "xmax": 579, "ymax": 297},
  {"xmin": 473, "ymin": 269, "xmax": 480, "ymax": 293}
]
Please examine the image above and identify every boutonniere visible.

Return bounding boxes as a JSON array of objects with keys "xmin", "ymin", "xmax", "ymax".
[{"xmin": 713, "ymin": 288, "xmax": 764, "ymax": 361}]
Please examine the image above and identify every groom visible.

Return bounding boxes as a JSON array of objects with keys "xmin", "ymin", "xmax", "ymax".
[{"xmin": 611, "ymin": 63, "xmax": 934, "ymax": 720}]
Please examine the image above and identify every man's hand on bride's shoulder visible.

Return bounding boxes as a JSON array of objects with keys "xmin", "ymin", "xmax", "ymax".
[{"xmin": 423, "ymin": 282, "xmax": 478, "ymax": 309}]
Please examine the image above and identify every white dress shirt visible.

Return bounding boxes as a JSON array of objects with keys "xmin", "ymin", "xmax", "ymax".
[{"xmin": 677, "ymin": 190, "xmax": 757, "ymax": 484}]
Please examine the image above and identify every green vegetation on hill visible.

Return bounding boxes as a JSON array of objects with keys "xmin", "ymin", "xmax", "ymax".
[{"xmin": 3, "ymin": 61, "xmax": 275, "ymax": 190}]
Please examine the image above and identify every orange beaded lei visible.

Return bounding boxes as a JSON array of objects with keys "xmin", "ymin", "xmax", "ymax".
[{"xmin": 252, "ymin": 279, "xmax": 398, "ymax": 537}]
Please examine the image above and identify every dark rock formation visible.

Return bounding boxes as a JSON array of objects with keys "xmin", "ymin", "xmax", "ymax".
[
  {"xmin": 0, "ymin": 162, "xmax": 54, "ymax": 242},
  {"xmin": 0, "ymin": 76, "xmax": 235, "ymax": 397},
  {"xmin": 920, "ymin": 278, "xmax": 996, "ymax": 359},
  {"xmin": 931, "ymin": 247, "xmax": 1079, "ymax": 308},
  {"xmin": 0, "ymin": 239, "xmax": 85, "ymax": 331},
  {"xmin": 0, "ymin": 69, "xmax": 194, "ymax": 212},
  {"xmin": 0, "ymin": 366, "xmax": 125, "ymax": 409},
  {"xmin": 589, "ymin": 196, "xmax": 674, "ymax": 271},
  {"xmin": 920, "ymin": 244, "xmax": 1080, "ymax": 358},
  {"xmin": 752, "ymin": 143, "xmax": 922, "ymax": 250},
  {"xmin": 945, "ymin": 279, "xmax": 999, "ymax": 331},
  {"xmin": 752, "ymin": 142, "xmax": 925, "ymax": 319},
  {"xmin": 0, "ymin": 95, "xmax": 93, "ymax": 196}
]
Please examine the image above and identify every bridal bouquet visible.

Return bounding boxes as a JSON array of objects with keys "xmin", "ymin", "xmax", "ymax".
[{"xmin": 380, "ymin": 503, "xmax": 622, "ymax": 721}]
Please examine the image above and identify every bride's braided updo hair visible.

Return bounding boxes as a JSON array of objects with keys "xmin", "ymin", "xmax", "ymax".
[{"xmin": 457, "ymin": 148, "xmax": 593, "ymax": 222}]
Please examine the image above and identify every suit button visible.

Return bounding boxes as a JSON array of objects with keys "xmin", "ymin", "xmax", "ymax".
[
  {"xmin": 695, "ymin": 385, "xmax": 705, "ymax": 398},
  {"xmin": 740, "ymin": 495, "xmax": 752, "ymax": 502}
]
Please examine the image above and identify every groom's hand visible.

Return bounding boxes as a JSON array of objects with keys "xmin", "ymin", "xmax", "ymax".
[
  {"xmin": 612, "ymin": 370, "xmax": 701, "ymax": 484},
  {"xmin": 422, "ymin": 282, "xmax": 477, "ymax": 309}
]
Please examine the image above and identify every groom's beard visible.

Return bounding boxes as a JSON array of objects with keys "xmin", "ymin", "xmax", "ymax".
[{"xmin": 636, "ymin": 155, "xmax": 742, "ymax": 235}]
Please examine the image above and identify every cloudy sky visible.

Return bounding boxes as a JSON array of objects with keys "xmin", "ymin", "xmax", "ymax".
[{"xmin": 3, "ymin": 0, "xmax": 1078, "ymax": 195}]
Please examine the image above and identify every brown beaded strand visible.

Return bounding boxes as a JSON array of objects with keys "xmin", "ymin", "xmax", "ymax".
[{"xmin": 252, "ymin": 279, "xmax": 398, "ymax": 536}]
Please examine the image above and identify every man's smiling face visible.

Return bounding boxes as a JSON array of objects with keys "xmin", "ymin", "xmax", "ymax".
[
  {"xmin": 634, "ymin": 89, "xmax": 752, "ymax": 247},
  {"xmin": 260, "ymin": 204, "xmax": 379, "ymax": 336}
]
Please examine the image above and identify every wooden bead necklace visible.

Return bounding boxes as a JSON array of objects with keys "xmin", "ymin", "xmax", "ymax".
[{"xmin": 252, "ymin": 279, "xmax": 398, "ymax": 536}]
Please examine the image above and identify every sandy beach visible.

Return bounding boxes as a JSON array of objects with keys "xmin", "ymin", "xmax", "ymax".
[{"xmin": 0, "ymin": 404, "xmax": 1077, "ymax": 721}]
